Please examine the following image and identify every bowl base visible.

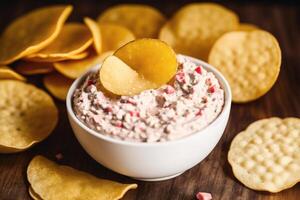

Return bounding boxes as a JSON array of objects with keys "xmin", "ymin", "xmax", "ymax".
[{"xmin": 131, "ymin": 171, "xmax": 185, "ymax": 181}]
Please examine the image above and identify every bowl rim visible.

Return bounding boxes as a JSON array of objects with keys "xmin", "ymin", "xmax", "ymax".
[{"xmin": 66, "ymin": 54, "xmax": 232, "ymax": 147}]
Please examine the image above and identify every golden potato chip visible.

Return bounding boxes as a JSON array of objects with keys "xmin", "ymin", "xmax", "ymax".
[
  {"xmin": 27, "ymin": 156, "xmax": 137, "ymax": 200},
  {"xmin": 208, "ymin": 30, "xmax": 281, "ymax": 102},
  {"xmin": 0, "ymin": 81, "xmax": 58, "ymax": 153},
  {"xmin": 0, "ymin": 66, "xmax": 26, "ymax": 81},
  {"xmin": 24, "ymin": 51, "xmax": 89, "ymax": 63},
  {"xmin": 14, "ymin": 61, "xmax": 54, "ymax": 75},
  {"xmin": 159, "ymin": 3, "xmax": 239, "ymax": 60},
  {"xmin": 98, "ymin": 4, "xmax": 166, "ymax": 38},
  {"xmin": 25, "ymin": 23, "xmax": 93, "ymax": 60},
  {"xmin": 237, "ymin": 23, "xmax": 259, "ymax": 31},
  {"xmin": 100, "ymin": 55, "xmax": 157, "ymax": 95},
  {"xmin": 228, "ymin": 118, "xmax": 300, "ymax": 192},
  {"xmin": 0, "ymin": 5, "xmax": 73, "ymax": 65},
  {"xmin": 99, "ymin": 23, "xmax": 135, "ymax": 52},
  {"xmin": 114, "ymin": 39, "xmax": 177, "ymax": 85},
  {"xmin": 84, "ymin": 17, "xmax": 102, "ymax": 54},
  {"xmin": 54, "ymin": 51, "xmax": 113, "ymax": 79},
  {"xmin": 43, "ymin": 73, "xmax": 73, "ymax": 100}
]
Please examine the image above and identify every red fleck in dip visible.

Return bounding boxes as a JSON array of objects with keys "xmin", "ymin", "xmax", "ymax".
[{"xmin": 196, "ymin": 192, "xmax": 212, "ymax": 200}]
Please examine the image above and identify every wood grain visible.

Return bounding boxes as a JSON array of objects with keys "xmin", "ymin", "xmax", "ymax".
[{"xmin": 0, "ymin": 1, "xmax": 299, "ymax": 199}]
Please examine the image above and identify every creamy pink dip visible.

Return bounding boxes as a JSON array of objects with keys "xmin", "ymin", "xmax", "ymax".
[{"xmin": 73, "ymin": 56, "xmax": 224, "ymax": 143}]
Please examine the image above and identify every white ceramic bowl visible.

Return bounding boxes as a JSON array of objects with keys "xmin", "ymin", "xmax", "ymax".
[{"xmin": 66, "ymin": 55, "xmax": 231, "ymax": 181}]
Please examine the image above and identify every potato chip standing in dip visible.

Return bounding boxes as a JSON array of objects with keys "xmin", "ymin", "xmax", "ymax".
[
  {"xmin": 0, "ymin": 5, "xmax": 73, "ymax": 64},
  {"xmin": 100, "ymin": 39, "xmax": 178, "ymax": 96},
  {"xmin": 114, "ymin": 39, "xmax": 178, "ymax": 85}
]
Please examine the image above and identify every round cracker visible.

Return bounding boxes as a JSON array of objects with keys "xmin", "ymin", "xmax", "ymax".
[
  {"xmin": 25, "ymin": 23, "xmax": 92, "ymax": 60},
  {"xmin": 98, "ymin": 4, "xmax": 166, "ymax": 38},
  {"xmin": 159, "ymin": 3, "xmax": 239, "ymax": 60},
  {"xmin": 84, "ymin": 17, "xmax": 102, "ymax": 54},
  {"xmin": 54, "ymin": 51, "xmax": 113, "ymax": 79},
  {"xmin": 43, "ymin": 73, "xmax": 73, "ymax": 100},
  {"xmin": 14, "ymin": 61, "xmax": 54, "ymax": 75},
  {"xmin": 0, "ymin": 5, "xmax": 73, "ymax": 65},
  {"xmin": 208, "ymin": 30, "xmax": 281, "ymax": 102},
  {"xmin": 0, "ymin": 66, "xmax": 26, "ymax": 81},
  {"xmin": 99, "ymin": 23, "xmax": 135, "ymax": 52},
  {"xmin": 0, "ymin": 80, "xmax": 58, "ymax": 153},
  {"xmin": 228, "ymin": 117, "xmax": 300, "ymax": 192}
]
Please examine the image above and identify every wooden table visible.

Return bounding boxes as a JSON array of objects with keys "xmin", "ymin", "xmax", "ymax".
[{"xmin": 0, "ymin": 1, "xmax": 299, "ymax": 199}]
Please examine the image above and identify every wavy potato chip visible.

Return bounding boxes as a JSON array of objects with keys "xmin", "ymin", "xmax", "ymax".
[
  {"xmin": 0, "ymin": 66, "xmax": 26, "ymax": 81},
  {"xmin": 101, "ymin": 39, "xmax": 177, "ymax": 96},
  {"xmin": 0, "ymin": 81, "xmax": 58, "ymax": 153},
  {"xmin": 24, "ymin": 51, "xmax": 89, "ymax": 63},
  {"xmin": 15, "ymin": 61, "xmax": 54, "ymax": 75},
  {"xmin": 54, "ymin": 51, "xmax": 113, "ymax": 79},
  {"xmin": 114, "ymin": 39, "xmax": 177, "ymax": 85},
  {"xmin": 159, "ymin": 3, "xmax": 239, "ymax": 60},
  {"xmin": 237, "ymin": 23, "xmax": 259, "ymax": 31},
  {"xmin": 99, "ymin": 23, "xmax": 135, "ymax": 52},
  {"xmin": 43, "ymin": 73, "xmax": 73, "ymax": 100},
  {"xmin": 0, "ymin": 5, "xmax": 73, "ymax": 65},
  {"xmin": 98, "ymin": 4, "xmax": 166, "ymax": 38},
  {"xmin": 27, "ymin": 156, "xmax": 137, "ymax": 200},
  {"xmin": 25, "ymin": 23, "xmax": 92, "ymax": 60},
  {"xmin": 84, "ymin": 17, "xmax": 102, "ymax": 54},
  {"xmin": 100, "ymin": 55, "xmax": 157, "ymax": 95},
  {"xmin": 228, "ymin": 118, "xmax": 300, "ymax": 192},
  {"xmin": 208, "ymin": 30, "xmax": 281, "ymax": 102}
]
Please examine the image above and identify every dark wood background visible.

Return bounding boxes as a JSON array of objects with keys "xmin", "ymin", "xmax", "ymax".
[{"xmin": 0, "ymin": 0, "xmax": 299, "ymax": 199}]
